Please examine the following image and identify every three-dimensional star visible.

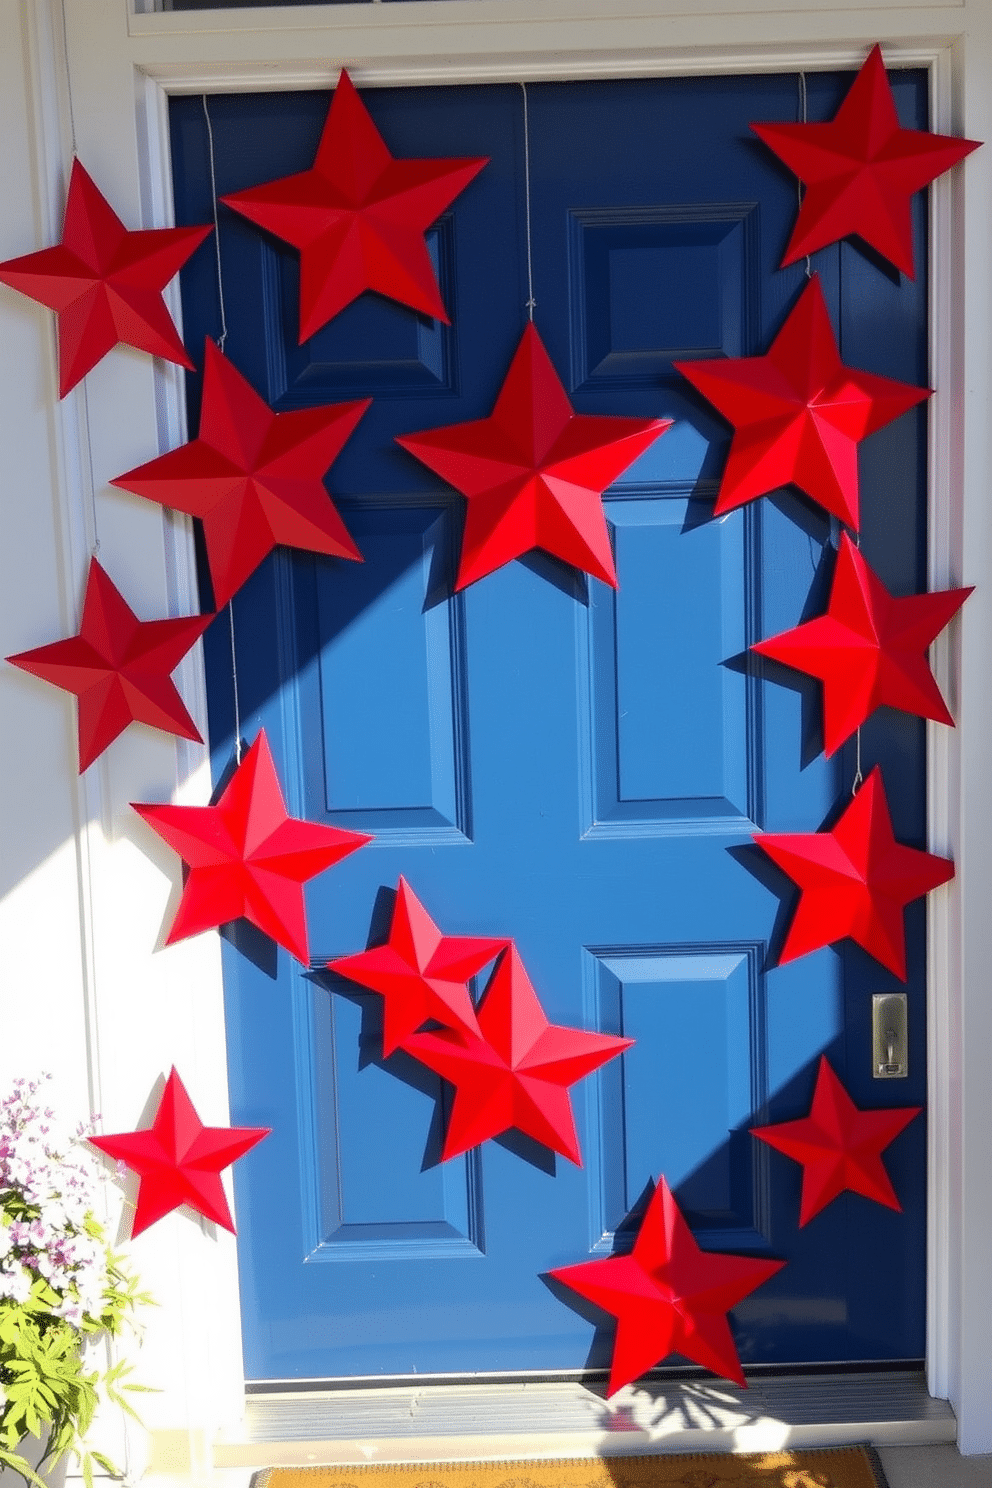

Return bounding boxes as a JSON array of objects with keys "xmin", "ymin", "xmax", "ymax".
[
  {"xmin": 753, "ymin": 532, "xmax": 971, "ymax": 755},
  {"xmin": 754, "ymin": 765, "xmax": 954, "ymax": 979},
  {"xmin": 404, "ymin": 943, "xmax": 633, "ymax": 1164},
  {"xmin": 751, "ymin": 44, "xmax": 980, "ymax": 277},
  {"xmin": 397, "ymin": 323, "xmax": 670, "ymax": 589},
  {"xmin": 6, "ymin": 558, "xmax": 210, "ymax": 772},
  {"xmin": 674, "ymin": 275, "xmax": 928, "ymax": 529},
  {"xmin": 0, "ymin": 158, "xmax": 211, "ymax": 397},
  {"xmin": 549, "ymin": 1175, "xmax": 785, "ymax": 1393},
  {"xmin": 751, "ymin": 1056, "xmax": 921, "ymax": 1225},
  {"xmin": 111, "ymin": 340, "xmax": 369, "ymax": 609},
  {"xmin": 221, "ymin": 69, "xmax": 488, "ymax": 338},
  {"xmin": 132, "ymin": 729, "xmax": 371, "ymax": 963},
  {"xmin": 330, "ymin": 876, "xmax": 508, "ymax": 1057},
  {"xmin": 89, "ymin": 1066, "xmax": 269, "ymax": 1236}
]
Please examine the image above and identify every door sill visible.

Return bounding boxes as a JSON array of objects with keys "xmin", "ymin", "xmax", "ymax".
[{"xmin": 203, "ymin": 1370, "xmax": 955, "ymax": 1468}]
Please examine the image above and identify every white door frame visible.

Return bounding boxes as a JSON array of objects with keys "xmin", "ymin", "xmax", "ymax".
[{"xmin": 4, "ymin": 0, "xmax": 990, "ymax": 1458}]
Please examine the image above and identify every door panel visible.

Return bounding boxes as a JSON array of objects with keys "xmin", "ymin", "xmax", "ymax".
[{"xmin": 169, "ymin": 69, "xmax": 929, "ymax": 1381}]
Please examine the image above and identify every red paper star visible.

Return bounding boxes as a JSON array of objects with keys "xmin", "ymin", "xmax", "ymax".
[
  {"xmin": 221, "ymin": 69, "xmax": 487, "ymax": 337},
  {"xmin": 397, "ymin": 323, "xmax": 670, "ymax": 589},
  {"xmin": 0, "ymin": 158, "xmax": 210, "ymax": 397},
  {"xmin": 404, "ymin": 943, "xmax": 633, "ymax": 1164},
  {"xmin": 753, "ymin": 532, "xmax": 971, "ymax": 755},
  {"xmin": 754, "ymin": 766, "xmax": 954, "ymax": 979},
  {"xmin": 132, "ymin": 729, "xmax": 370, "ymax": 963},
  {"xmin": 549, "ymin": 1176, "xmax": 785, "ymax": 1393},
  {"xmin": 330, "ymin": 876, "xmax": 507, "ymax": 1057},
  {"xmin": 6, "ymin": 558, "xmax": 211, "ymax": 772},
  {"xmin": 751, "ymin": 44, "xmax": 980, "ymax": 277},
  {"xmin": 674, "ymin": 275, "xmax": 928, "ymax": 529},
  {"xmin": 751, "ymin": 1056, "xmax": 921, "ymax": 1225},
  {"xmin": 89, "ymin": 1067, "xmax": 269, "ymax": 1236},
  {"xmin": 111, "ymin": 340, "xmax": 369, "ymax": 608}
]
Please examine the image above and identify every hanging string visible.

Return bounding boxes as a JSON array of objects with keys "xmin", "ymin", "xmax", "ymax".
[
  {"xmin": 797, "ymin": 73, "xmax": 812, "ymax": 279},
  {"xmin": 202, "ymin": 94, "xmax": 241, "ymax": 762},
  {"xmin": 519, "ymin": 83, "xmax": 536, "ymax": 321},
  {"xmin": 852, "ymin": 728, "xmax": 863, "ymax": 795},
  {"xmin": 58, "ymin": 0, "xmax": 78, "ymax": 157}
]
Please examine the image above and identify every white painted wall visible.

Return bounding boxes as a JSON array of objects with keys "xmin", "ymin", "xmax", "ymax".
[{"xmin": 0, "ymin": 0, "xmax": 989, "ymax": 1462}]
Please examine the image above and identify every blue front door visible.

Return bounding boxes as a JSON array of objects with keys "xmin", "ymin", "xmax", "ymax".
[{"xmin": 168, "ymin": 68, "xmax": 930, "ymax": 1381}]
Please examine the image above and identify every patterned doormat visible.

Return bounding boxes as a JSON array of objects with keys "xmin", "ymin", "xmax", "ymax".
[{"xmin": 256, "ymin": 1447, "xmax": 888, "ymax": 1488}]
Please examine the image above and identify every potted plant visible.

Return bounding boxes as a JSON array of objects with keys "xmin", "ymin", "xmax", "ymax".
[{"xmin": 0, "ymin": 1076, "xmax": 149, "ymax": 1488}]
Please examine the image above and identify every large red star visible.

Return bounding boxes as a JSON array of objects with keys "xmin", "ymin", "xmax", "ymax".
[
  {"xmin": 754, "ymin": 765, "xmax": 954, "ymax": 979},
  {"xmin": 221, "ymin": 70, "xmax": 487, "ymax": 338},
  {"xmin": 111, "ymin": 340, "xmax": 369, "ymax": 609},
  {"xmin": 396, "ymin": 323, "xmax": 670, "ymax": 589},
  {"xmin": 0, "ymin": 158, "xmax": 210, "ymax": 397},
  {"xmin": 751, "ymin": 1056, "xmax": 921, "ymax": 1225},
  {"xmin": 89, "ymin": 1067, "xmax": 269, "ymax": 1237},
  {"xmin": 751, "ymin": 45, "xmax": 980, "ymax": 278},
  {"xmin": 132, "ymin": 729, "xmax": 370, "ymax": 964},
  {"xmin": 753, "ymin": 532, "xmax": 971, "ymax": 756},
  {"xmin": 404, "ymin": 943, "xmax": 633, "ymax": 1164},
  {"xmin": 330, "ymin": 877, "xmax": 507, "ymax": 1057},
  {"xmin": 674, "ymin": 275, "xmax": 928, "ymax": 530},
  {"xmin": 6, "ymin": 558, "xmax": 210, "ymax": 772},
  {"xmin": 549, "ymin": 1176, "xmax": 785, "ymax": 1393}
]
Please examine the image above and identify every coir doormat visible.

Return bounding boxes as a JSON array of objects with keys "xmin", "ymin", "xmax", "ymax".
[{"xmin": 256, "ymin": 1447, "xmax": 888, "ymax": 1488}]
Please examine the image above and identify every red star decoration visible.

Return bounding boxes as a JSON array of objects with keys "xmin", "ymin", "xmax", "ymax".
[
  {"xmin": 751, "ymin": 44, "xmax": 980, "ymax": 278},
  {"xmin": 754, "ymin": 766, "xmax": 954, "ymax": 979},
  {"xmin": 132, "ymin": 729, "xmax": 370, "ymax": 964},
  {"xmin": 753, "ymin": 532, "xmax": 971, "ymax": 756},
  {"xmin": 111, "ymin": 340, "xmax": 369, "ymax": 609},
  {"xmin": 397, "ymin": 323, "xmax": 670, "ymax": 589},
  {"xmin": 674, "ymin": 275, "xmax": 928, "ymax": 530},
  {"xmin": 751, "ymin": 1056, "xmax": 921, "ymax": 1225},
  {"xmin": 89, "ymin": 1067, "xmax": 269, "ymax": 1237},
  {"xmin": 330, "ymin": 876, "xmax": 508, "ymax": 1057},
  {"xmin": 549, "ymin": 1175, "xmax": 785, "ymax": 1393},
  {"xmin": 6, "ymin": 558, "xmax": 211, "ymax": 772},
  {"xmin": 0, "ymin": 159, "xmax": 210, "ymax": 397},
  {"xmin": 221, "ymin": 69, "xmax": 487, "ymax": 338},
  {"xmin": 404, "ymin": 943, "xmax": 633, "ymax": 1164}
]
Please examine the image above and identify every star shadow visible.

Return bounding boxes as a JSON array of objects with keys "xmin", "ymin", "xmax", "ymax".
[{"xmin": 726, "ymin": 841, "xmax": 802, "ymax": 974}]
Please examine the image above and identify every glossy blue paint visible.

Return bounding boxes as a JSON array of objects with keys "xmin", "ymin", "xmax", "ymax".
[{"xmin": 169, "ymin": 69, "xmax": 930, "ymax": 1381}]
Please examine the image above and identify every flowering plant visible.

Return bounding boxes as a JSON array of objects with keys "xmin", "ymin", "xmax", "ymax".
[{"xmin": 0, "ymin": 1076, "xmax": 150, "ymax": 1487}]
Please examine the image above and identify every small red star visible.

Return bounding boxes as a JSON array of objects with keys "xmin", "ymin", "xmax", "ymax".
[
  {"xmin": 404, "ymin": 943, "xmax": 633, "ymax": 1164},
  {"xmin": 330, "ymin": 877, "xmax": 507, "ymax": 1057},
  {"xmin": 397, "ymin": 323, "xmax": 670, "ymax": 589},
  {"xmin": 111, "ymin": 340, "xmax": 369, "ymax": 609},
  {"xmin": 751, "ymin": 44, "xmax": 980, "ymax": 277},
  {"xmin": 221, "ymin": 69, "xmax": 487, "ymax": 338},
  {"xmin": 549, "ymin": 1175, "xmax": 785, "ymax": 1393},
  {"xmin": 753, "ymin": 532, "xmax": 972, "ymax": 755},
  {"xmin": 6, "ymin": 558, "xmax": 210, "ymax": 772},
  {"xmin": 132, "ymin": 729, "xmax": 370, "ymax": 964},
  {"xmin": 89, "ymin": 1067, "xmax": 269, "ymax": 1236},
  {"xmin": 0, "ymin": 158, "xmax": 211, "ymax": 396},
  {"xmin": 674, "ymin": 275, "xmax": 928, "ymax": 529},
  {"xmin": 751, "ymin": 1056, "xmax": 921, "ymax": 1225},
  {"xmin": 755, "ymin": 765, "xmax": 954, "ymax": 979}
]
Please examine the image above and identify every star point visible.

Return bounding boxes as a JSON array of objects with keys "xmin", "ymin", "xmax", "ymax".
[
  {"xmin": 751, "ymin": 44, "xmax": 980, "ymax": 277},
  {"xmin": 675, "ymin": 275, "xmax": 928, "ymax": 529},
  {"xmin": 88, "ymin": 1067, "xmax": 269, "ymax": 1236},
  {"xmin": 0, "ymin": 158, "xmax": 211, "ymax": 396},
  {"xmin": 6, "ymin": 557, "xmax": 211, "ymax": 771},
  {"xmin": 754, "ymin": 765, "xmax": 954, "ymax": 978},
  {"xmin": 549, "ymin": 1176, "xmax": 785, "ymax": 1393},
  {"xmin": 132, "ymin": 729, "xmax": 371, "ymax": 963},
  {"xmin": 221, "ymin": 69, "xmax": 488, "ymax": 337},
  {"xmin": 751, "ymin": 1056, "xmax": 921, "ymax": 1224},
  {"xmin": 111, "ymin": 340, "xmax": 369, "ymax": 608},
  {"xmin": 397, "ymin": 323, "xmax": 670, "ymax": 589}
]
